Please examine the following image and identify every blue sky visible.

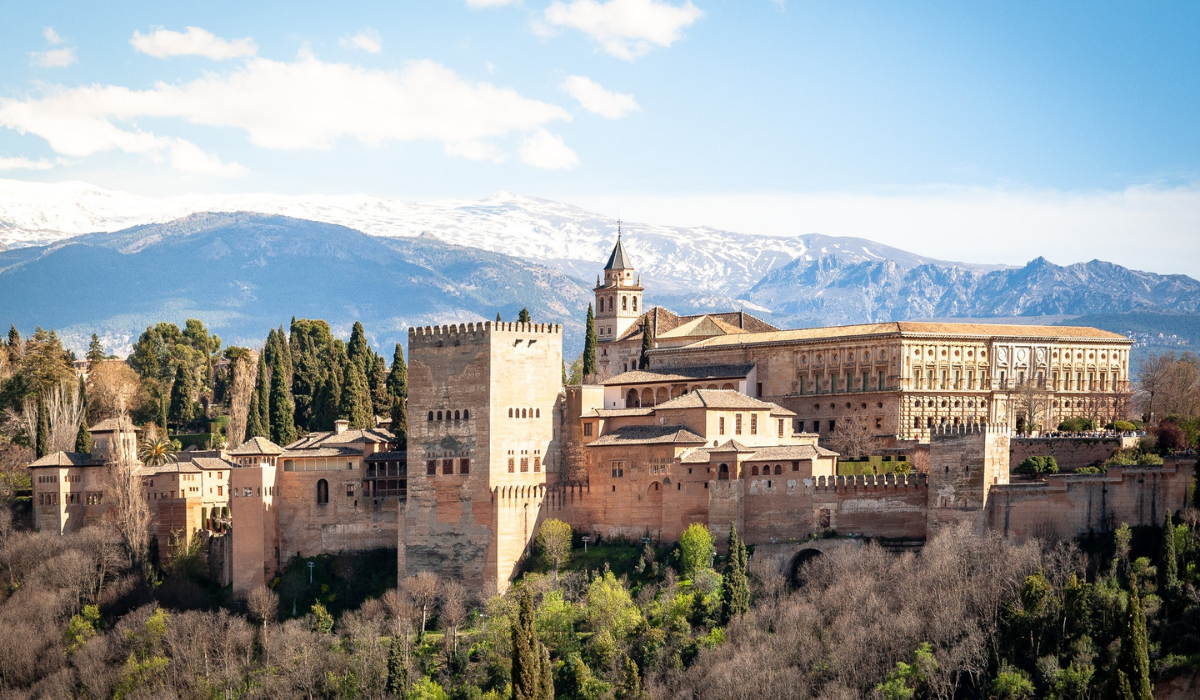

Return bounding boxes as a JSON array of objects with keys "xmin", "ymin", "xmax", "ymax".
[{"xmin": 1, "ymin": 1, "xmax": 1199, "ymax": 274}]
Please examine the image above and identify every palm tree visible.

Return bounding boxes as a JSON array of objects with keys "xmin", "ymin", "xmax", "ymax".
[{"xmin": 138, "ymin": 436, "xmax": 176, "ymax": 466}]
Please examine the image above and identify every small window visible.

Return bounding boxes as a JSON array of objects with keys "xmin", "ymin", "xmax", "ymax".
[
  {"xmin": 583, "ymin": 422, "xmax": 593, "ymax": 437},
  {"xmin": 509, "ymin": 408, "xmax": 514, "ymax": 418},
  {"xmin": 535, "ymin": 408, "xmax": 541, "ymax": 418},
  {"xmin": 346, "ymin": 483, "xmax": 354, "ymax": 497},
  {"xmin": 778, "ymin": 419, "xmax": 784, "ymax": 437},
  {"xmin": 750, "ymin": 414, "xmax": 758, "ymax": 435},
  {"xmin": 610, "ymin": 461, "xmax": 625, "ymax": 478},
  {"xmin": 719, "ymin": 416, "xmax": 725, "ymax": 435},
  {"xmin": 752, "ymin": 465, "xmax": 759, "ymax": 476},
  {"xmin": 521, "ymin": 408, "xmax": 527, "ymax": 418},
  {"xmin": 427, "ymin": 460, "xmax": 437, "ymax": 476},
  {"xmin": 508, "ymin": 458, "xmax": 515, "ymax": 473},
  {"xmin": 443, "ymin": 459, "xmax": 454, "ymax": 475},
  {"xmin": 774, "ymin": 465, "xmax": 782, "ymax": 475},
  {"xmin": 316, "ymin": 479, "xmax": 329, "ymax": 505},
  {"xmin": 437, "ymin": 411, "xmax": 443, "ymax": 421},
  {"xmin": 463, "ymin": 409, "xmax": 469, "ymax": 420},
  {"xmin": 735, "ymin": 414, "xmax": 743, "ymax": 435},
  {"xmin": 454, "ymin": 410, "xmax": 460, "ymax": 420},
  {"xmin": 428, "ymin": 411, "xmax": 434, "ymax": 422},
  {"xmin": 460, "ymin": 458, "xmax": 470, "ymax": 475},
  {"xmin": 533, "ymin": 456, "xmax": 541, "ymax": 472},
  {"xmin": 829, "ymin": 419, "xmax": 836, "ymax": 432},
  {"xmin": 520, "ymin": 457, "xmax": 529, "ymax": 473}
]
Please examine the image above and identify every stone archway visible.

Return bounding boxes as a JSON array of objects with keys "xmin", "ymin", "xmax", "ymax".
[
  {"xmin": 626, "ymin": 388, "xmax": 639, "ymax": 407},
  {"xmin": 788, "ymin": 549, "xmax": 823, "ymax": 587},
  {"xmin": 750, "ymin": 539, "xmax": 863, "ymax": 586}
]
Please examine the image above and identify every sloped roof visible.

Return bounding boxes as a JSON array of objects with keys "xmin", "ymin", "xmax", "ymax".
[
  {"xmin": 30, "ymin": 451, "xmax": 104, "ymax": 468},
  {"xmin": 589, "ymin": 425, "xmax": 705, "ymax": 446},
  {"xmin": 615, "ymin": 307, "xmax": 779, "ymax": 343},
  {"xmin": 190, "ymin": 457, "xmax": 237, "ymax": 471},
  {"xmin": 137, "ymin": 461, "xmax": 202, "ymax": 476},
  {"xmin": 281, "ymin": 447, "xmax": 367, "ymax": 458},
  {"xmin": 286, "ymin": 428, "xmax": 393, "ymax": 449},
  {"xmin": 652, "ymin": 389, "xmax": 796, "ymax": 416},
  {"xmin": 666, "ymin": 321, "xmax": 1128, "ymax": 350},
  {"xmin": 229, "ymin": 436, "xmax": 284, "ymax": 456},
  {"xmin": 605, "ymin": 237, "xmax": 634, "ymax": 270},
  {"xmin": 603, "ymin": 364, "xmax": 754, "ymax": 386},
  {"xmin": 711, "ymin": 439, "xmax": 753, "ymax": 453},
  {"xmin": 581, "ymin": 408, "xmax": 656, "ymax": 418},
  {"xmin": 746, "ymin": 444, "xmax": 838, "ymax": 461},
  {"xmin": 657, "ymin": 315, "xmax": 747, "ymax": 340},
  {"xmin": 90, "ymin": 417, "xmax": 140, "ymax": 433}
]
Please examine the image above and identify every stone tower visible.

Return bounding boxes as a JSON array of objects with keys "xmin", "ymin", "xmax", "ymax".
[
  {"xmin": 594, "ymin": 227, "xmax": 644, "ymax": 342},
  {"xmin": 403, "ymin": 321, "xmax": 563, "ymax": 592},
  {"xmin": 926, "ymin": 422, "xmax": 1010, "ymax": 533}
]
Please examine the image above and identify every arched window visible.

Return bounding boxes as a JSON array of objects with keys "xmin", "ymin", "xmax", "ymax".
[
  {"xmin": 316, "ymin": 479, "xmax": 329, "ymax": 505},
  {"xmin": 632, "ymin": 297, "xmax": 638, "ymax": 311},
  {"xmin": 437, "ymin": 411, "xmax": 442, "ymax": 421},
  {"xmin": 751, "ymin": 465, "xmax": 759, "ymax": 476},
  {"xmin": 535, "ymin": 408, "xmax": 541, "ymax": 418},
  {"xmin": 463, "ymin": 409, "xmax": 469, "ymax": 420},
  {"xmin": 454, "ymin": 410, "xmax": 461, "ymax": 420},
  {"xmin": 775, "ymin": 465, "xmax": 782, "ymax": 475},
  {"xmin": 509, "ymin": 408, "xmax": 513, "ymax": 418},
  {"xmin": 521, "ymin": 408, "xmax": 527, "ymax": 418},
  {"xmin": 428, "ymin": 411, "xmax": 434, "ymax": 422},
  {"xmin": 622, "ymin": 296, "xmax": 627, "ymax": 311},
  {"xmin": 718, "ymin": 463, "xmax": 729, "ymax": 480}
]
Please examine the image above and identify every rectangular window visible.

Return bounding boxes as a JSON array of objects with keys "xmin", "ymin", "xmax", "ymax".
[
  {"xmin": 426, "ymin": 460, "xmax": 437, "ymax": 476},
  {"xmin": 442, "ymin": 459, "xmax": 454, "ymax": 475},
  {"xmin": 879, "ymin": 370, "xmax": 886, "ymax": 390},
  {"xmin": 799, "ymin": 376, "xmax": 806, "ymax": 394},
  {"xmin": 862, "ymin": 372, "xmax": 869, "ymax": 391},
  {"xmin": 967, "ymin": 370, "xmax": 974, "ymax": 390},
  {"xmin": 778, "ymin": 419, "xmax": 784, "ymax": 438},
  {"xmin": 460, "ymin": 458, "xmax": 470, "ymax": 475},
  {"xmin": 346, "ymin": 483, "xmax": 355, "ymax": 497},
  {"xmin": 610, "ymin": 461, "xmax": 625, "ymax": 478},
  {"xmin": 828, "ymin": 419, "xmax": 836, "ymax": 432},
  {"xmin": 719, "ymin": 416, "xmax": 725, "ymax": 435},
  {"xmin": 735, "ymin": 414, "xmax": 743, "ymax": 435},
  {"xmin": 583, "ymin": 422, "xmax": 593, "ymax": 437},
  {"xmin": 520, "ymin": 457, "xmax": 529, "ymax": 473},
  {"xmin": 750, "ymin": 414, "xmax": 757, "ymax": 435},
  {"xmin": 796, "ymin": 420, "xmax": 805, "ymax": 433},
  {"xmin": 756, "ymin": 382, "xmax": 763, "ymax": 397},
  {"xmin": 508, "ymin": 458, "xmax": 515, "ymax": 473},
  {"xmin": 533, "ymin": 456, "xmax": 541, "ymax": 472},
  {"xmin": 926, "ymin": 370, "xmax": 933, "ymax": 389},
  {"xmin": 954, "ymin": 370, "xmax": 960, "ymax": 389}
]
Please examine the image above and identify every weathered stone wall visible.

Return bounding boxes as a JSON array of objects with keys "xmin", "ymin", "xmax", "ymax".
[
  {"xmin": 1010, "ymin": 436, "xmax": 1139, "ymax": 471},
  {"xmin": 927, "ymin": 424, "xmax": 1010, "ymax": 533},
  {"xmin": 986, "ymin": 459, "xmax": 1195, "ymax": 541},
  {"xmin": 230, "ymin": 464, "xmax": 278, "ymax": 599},
  {"xmin": 277, "ymin": 470, "xmax": 398, "ymax": 560}
]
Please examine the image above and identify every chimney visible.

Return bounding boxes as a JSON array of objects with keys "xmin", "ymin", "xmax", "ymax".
[{"xmin": 334, "ymin": 419, "xmax": 349, "ymax": 435}]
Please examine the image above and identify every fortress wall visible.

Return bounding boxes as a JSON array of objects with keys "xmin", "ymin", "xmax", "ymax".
[
  {"xmin": 1010, "ymin": 436, "xmax": 1138, "ymax": 471},
  {"xmin": 987, "ymin": 460, "xmax": 1196, "ymax": 541},
  {"xmin": 278, "ymin": 470, "xmax": 398, "ymax": 559},
  {"xmin": 824, "ymin": 474, "xmax": 929, "ymax": 539}
]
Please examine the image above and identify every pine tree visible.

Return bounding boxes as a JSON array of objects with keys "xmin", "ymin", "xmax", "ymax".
[
  {"xmin": 1162, "ymin": 514, "xmax": 1179, "ymax": 596},
  {"xmin": 269, "ymin": 353, "xmax": 297, "ymax": 445},
  {"xmin": 518, "ymin": 307, "xmax": 531, "ymax": 323},
  {"xmin": 6, "ymin": 325, "xmax": 20, "ymax": 364},
  {"xmin": 86, "ymin": 333, "xmax": 105, "ymax": 364},
  {"xmin": 721, "ymin": 524, "xmax": 751, "ymax": 623},
  {"xmin": 582, "ymin": 304, "xmax": 597, "ymax": 379},
  {"xmin": 35, "ymin": 392, "xmax": 48, "ymax": 458},
  {"xmin": 347, "ymin": 321, "xmax": 369, "ymax": 371},
  {"xmin": 639, "ymin": 321, "xmax": 653, "ymax": 370},
  {"xmin": 387, "ymin": 344, "xmax": 408, "ymax": 447},
  {"xmin": 168, "ymin": 364, "xmax": 195, "ymax": 428},
  {"xmin": 340, "ymin": 361, "xmax": 373, "ymax": 428},
  {"xmin": 1116, "ymin": 580, "xmax": 1153, "ymax": 700},
  {"xmin": 615, "ymin": 654, "xmax": 642, "ymax": 700},
  {"xmin": 386, "ymin": 634, "xmax": 408, "ymax": 696}
]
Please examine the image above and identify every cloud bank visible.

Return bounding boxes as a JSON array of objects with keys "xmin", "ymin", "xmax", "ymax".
[
  {"xmin": 130, "ymin": 27, "xmax": 257, "ymax": 60},
  {"xmin": 561, "ymin": 75, "xmax": 640, "ymax": 118},
  {"xmin": 545, "ymin": 0, "xmax": 703, "ymax": 60}
]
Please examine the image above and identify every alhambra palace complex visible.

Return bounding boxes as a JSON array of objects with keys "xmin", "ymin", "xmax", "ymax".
[{"xmin": 27, "ymin": 238, "xmax": 1196, "ymax": 597}]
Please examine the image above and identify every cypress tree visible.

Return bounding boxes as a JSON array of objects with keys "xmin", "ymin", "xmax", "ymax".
[
  {"xmin": 35, "ymin": 392, "xmax": 48, "ymax": 458},
  {"xmin": 1162, "ymin": 514, "xmax": 1178, "ymax": 596},
  {"xmin": 387, "ymin": 344, "xmax": 408, "ymax": 447},
  {"xmin": 1116, "ymin": 581, "xmax": 1153, "ymax": 700},
  {"xmin": 496, "ymin": 312, "xmax": 502, "ymax": 323},
  {"xmin": 615, "ymin": 654, "xmax": 641, "ymax": 700},
  {"xmin": 518, "ymin": 307, "xmax": 531, "ymax": 323},
  {"xmin": 256, "ymin": 353, "xmax": 271, "ymax": 437},
  {"xmin": 269, "ymin": 353, "xmax": 297, "ymax": 445},
  {"xmin": 6, "ymin": 325, "xmax": 20, "ymax": 364},
  {"xmin": 314, "ymin": 364, "xmax": 343, "ymax": 430},
  {"xmin": 75, "ymin": 377, "xmax": 91, "ymax": 453},
  {"xmin": 340, "ymin": 361, "xmax": 373, "ymax": 428},
  {"xmin": 639, "ymin": 321, "xmax": 653, "ymax": 370},
  {"xmin": 246, "ymin": 390, "xmax": 264, "ymax": 441},
  {"xmin": 369, "ymin": 352, "xmax": 390, "ymax": 418},
  {"xmin": 510, "ymin": 587, "xmax": 551, "ymax": 700},
  {"xmin": 582, "ymin": 304, "xmax": 597, "ymax": 379},
  {"xmin": 386, "ymin": 634, "xmax": 408, "ymax": 696},
  {"xmin": 721, "ymin": 524, "xmax": 751, "ymax": 623},
  {"xmin": 168, "ymin": 364, "xmax": 195, "ymax": 427},
  {"xmin": 347, "ymin": 321, "xmax": 369, "ymax": 370}
]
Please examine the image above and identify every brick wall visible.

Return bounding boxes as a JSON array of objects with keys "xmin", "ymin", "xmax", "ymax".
[{"xmin": 1010, "ymin": 436, "xmax": 1139, "ymax": 471}]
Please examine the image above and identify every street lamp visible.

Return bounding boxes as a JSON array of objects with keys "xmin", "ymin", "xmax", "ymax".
[
  {"xmin": 581, "ymin": 536, "xmax": 591, "ymax": 554},
  {"xmin": 307, "ymin": 561, "xmax": 315, "ymax": 583}
]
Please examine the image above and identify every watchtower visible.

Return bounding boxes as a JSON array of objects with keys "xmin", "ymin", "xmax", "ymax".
[{"xmin": 926, "ymin": 422, "xmax": 1010, "ymax": 533}]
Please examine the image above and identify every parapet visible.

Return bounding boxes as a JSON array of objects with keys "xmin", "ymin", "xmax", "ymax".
[
  {"xmin": 930, "ymin": 422, "xmax": 1011, "ymax": 440},
  {"xmin": 409, "ymin": 321, "xmax": 563, "ymax": 346},
  {"xmin": 812, "ymin": 473, "xmax": 927, "ymax": 492}
]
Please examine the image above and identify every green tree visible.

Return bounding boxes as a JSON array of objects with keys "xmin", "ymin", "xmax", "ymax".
[
  {"xmin": 269, "ymin": 352, "xmax": 297, "ymax": 445},
  {"xmin": 255, "ymin": 352, "xmax": 271, "ymax": 437},
  {"xmin": 990, "ymin": 664, "xmax": 1035, "ymax": 699},
  {"xmin": 6, "ymin": 325, "xmax": 20, "ymax": 364},
  {"xmin": 75, "ymin": 417, "xmax": 92, "ymax": 454},
  {"xmin": 369, "ymin": 352, "xmax": 390, "ymax": 418},
  {"xmin": 518, "ymin": 308, "xmax": 531, "ymax": 323},
  {"xmin": 35, "ymin": 391, "xmax": 48, "ymax": 458},
  {"xmin": 86, "ymin": 333, "xmax": 105, "ymax": 364},
  {"xmin": 1115, "ymin": 581, "xmax": 1153, "ymax": 700},
  {"xmin": 1161, "ymin": 514, "xmax": 1179, "ymax": 595},
  {"xmin": 340, "ymin": 361, "xmax": 373, "ymax": 428},
  {"xmin": 582, "ymin": 304, "xmax": 597, "ymax": 379},
  {"xmin": 167, "ymin": 364, "xmax": 194, "ymax": 428},
  {"xmin": 246, "ymin": 353, "xmax": 269, "ymax": 440},
  {"xmin": 536, "ymin": 519, "xmax": 572, "ymax": 580},
  {"xmin": 614, "ymin": 654, "xmax": 642, "ymax": 700},
  {"xmin": 387, "ymin": 634, "xmax": 408, "ymax": 696},
  {"xmin": 22, "ymin": 327, "xmax": 73, "ymax": 394},
  {"xmin": 496, "ymin": 312, "xmax": 502, "ymax": 323},
  {"xmin": 511, "ymin": 587, "xmax": 553, "ymax": 700},
  {"xmin": 347, "ymin": 321, "xmax": 370, "ymax": 371},
  {"xmin": 720, "ymin": 525, "xmax": 750, "ymax": 622},
  {"xmin": 562, "ymin": 654, "xmax": 610, "ymax": 700},
  {"xmin": 388, "ymin": 343, "xmax": 408, "ymax": 447},
  {"xmin": 678, "ymin": 523, "xmax": 715, "ymax": 578},
  {"xmin": 314, "ymin": 361, "xmax": 343, "ymax": 431},
  {"xmin": 638, "ymin": 322, "xmax": 653, "ymax": 370},
  {"xmin": 138, "ymin": 436, "xmax": 177, "ymax": 467},
  {"xmin": 876, "ymin": 642, "xmax": 938, "ymax": 700},
  {"xmin": 584, "ymin": 569, "xmax": 641, "ymax": 644}
]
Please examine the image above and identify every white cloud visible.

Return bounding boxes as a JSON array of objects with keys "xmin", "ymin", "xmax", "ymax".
[
  {"xmin": 43, "ymin": 27, "xmax": 64, "ymax": 45},
  {"xmin": 572, "ymin": 185, "xmax": 1200, "ymax": 279},
  {"xmin": 30, "ymin": 48, "xmax": 77, "ymax": 68},
  {"xmin": 520, "ymin": 128, "xmax": 578, "ymax": 169},
  {"xmin": 561, "ymin": 75, "xmax": 640, "ymax": 118},
  {"xmin": 544, "ymin": 0, "xmax": 703, "ymax": 60},
  {"xmin": 0, "ymin": 156, "xmax": 54, "ymax": 171},
  {"xmin": 339, "ymin": 28, "xmax": 382, "ymax": 54},
  {"xmin": 0, "ymin": 55, "xmax": 572, "ymax": 173},
  {"xmin": 465, "ymin": 0, "xmax": 520, "ymax": 7},
  {"xmin": 130, "ymin": 27, "xmax": 257, "ymax": 60}
]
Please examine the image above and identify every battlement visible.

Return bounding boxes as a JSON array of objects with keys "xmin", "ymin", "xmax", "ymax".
[
  {"xmin": 930, "ymin": 422, "xmax": 1011, "ymax": 440},
  {"xmin": 812, "ymin": 473, "xmax": 928, "ymax": 492},
  {"xmin": 409, "ymin": 321, "xmax": 563, "ymax": 346}
]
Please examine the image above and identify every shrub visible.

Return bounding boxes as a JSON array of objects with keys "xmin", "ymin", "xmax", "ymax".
[
  {"xmin": 1058, "ymin": 417, "xmax": 1093, "ymax": 433},
  {"xmin": 678, "ymin": 523, "xmax": 714, "ymax": 578},
  {"xmin": 1016, "ymin": 456, "xmax": 1059, "ymax": 475},
  {"xmin": 1113, "ymin": 421, "xmax": 1137, "ymax": 431}
]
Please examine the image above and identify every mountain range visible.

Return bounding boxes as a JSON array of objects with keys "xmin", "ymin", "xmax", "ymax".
[{"xmin": 0, "ymin": 179, "xmax": 1198, "ymax": 356}]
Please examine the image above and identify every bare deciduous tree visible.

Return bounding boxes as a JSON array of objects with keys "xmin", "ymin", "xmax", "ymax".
[
  {"xmin": 826, "ymin": 412, "xmax": 879, "ymax": 459},
  {"xmin": 225, "ymin": 356, "xmax": 256, "ymax": 449},
  {"xmin": 403, "ymin": 571, "xmax": 440, "ymax": 641},
  {"xmin": 440, "ymin": 580, "xmax": 468, "ymax": 656},
  {"xmin": 104, "ymin": 414, "xmax": 150, "ymax": 577},
  {"xmin": 87, "ymin": 361, "xmax": 142, "ymax": 421}
]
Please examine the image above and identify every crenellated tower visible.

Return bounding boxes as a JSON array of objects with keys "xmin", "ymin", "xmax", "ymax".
[{"xmin": 594, "ymin": 224, "xmax": 644, "ymax": 342}]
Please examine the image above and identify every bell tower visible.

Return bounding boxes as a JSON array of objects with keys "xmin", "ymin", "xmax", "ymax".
[{"xmin": 594, "ymin": 223, "xmax": 644, "ymax": 342}]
